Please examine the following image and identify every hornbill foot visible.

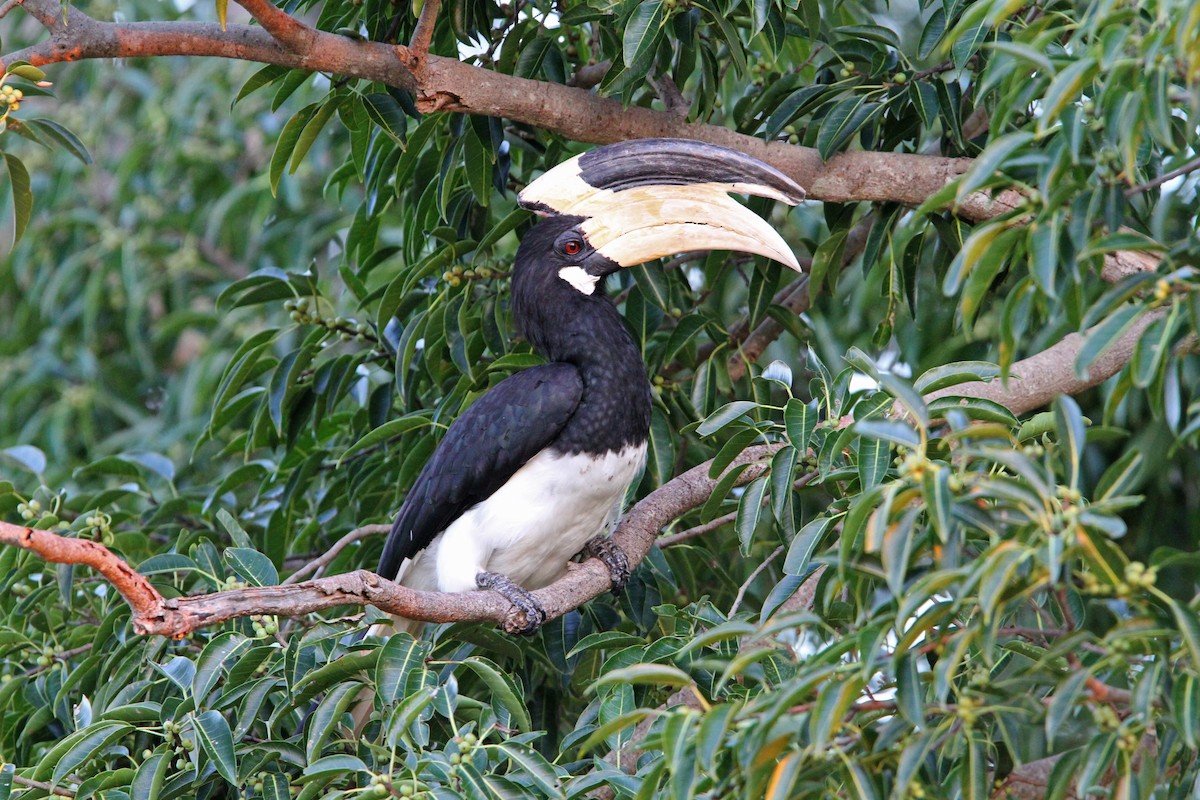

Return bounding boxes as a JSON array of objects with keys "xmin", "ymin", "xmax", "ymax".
[
  {"xmin": 476, "ymin": 571, "xmax": 546, "ymax": 635},
  {"xmin": 583, "ymin": 535, "xmax": 630, "ymax": 594}
]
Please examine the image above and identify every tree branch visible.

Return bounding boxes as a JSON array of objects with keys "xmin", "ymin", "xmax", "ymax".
[
  {"xmin": 0, "ymin": 446, "xmax": 778, "ymax": 637},
  {"xmin": 281, "ymin": 523, "xmax": 391, "ymax": 585},
  {"xmin": 234, "ymin": 0, "xmax": 317, "ymax": 53},
  {"xmin": 0, "ymin": 0, "xmax": 966, "ymax": 206},
  {"xmin": 408, "ymin": 0, "xmax": 441, "ymax": 61},
  {"xmin": 924, "ymin": 307, "xmax": 1168, "ymax": 414},
  {"xmin": 0, "ymin": 0, "xmax": 1161, "ymax": 314}
]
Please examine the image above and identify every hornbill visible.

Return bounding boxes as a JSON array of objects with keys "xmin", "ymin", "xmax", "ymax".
[{"xmin": 375, "ymin": 138, "xmax": 804, "ymax": 635}]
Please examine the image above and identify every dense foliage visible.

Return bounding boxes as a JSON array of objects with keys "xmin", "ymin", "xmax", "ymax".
[{"xmin": 1, "ymin": 0, "xmax": 1199, "ymax": 796}]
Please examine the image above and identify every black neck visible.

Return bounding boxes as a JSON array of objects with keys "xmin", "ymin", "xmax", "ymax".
[{"xmin": 511, "ymin": 258, "xmax": 651, "ymax": 455}]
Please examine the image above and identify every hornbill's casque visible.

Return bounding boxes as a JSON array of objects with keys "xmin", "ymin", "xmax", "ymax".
[{"xmin": 375, "ymin": 138, "xmax": 805, "ymax": 635}]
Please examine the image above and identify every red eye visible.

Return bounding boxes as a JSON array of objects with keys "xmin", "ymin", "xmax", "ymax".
[{"xmin": 563, "ymin": 240, "xmax": 582, "ymax": 255}]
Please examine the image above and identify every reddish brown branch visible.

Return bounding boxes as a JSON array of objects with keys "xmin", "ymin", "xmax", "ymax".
[
  {"xmin": 0, "ymin": 447, "xmax": 777, "ymax": 638},
  {"xmin": 408, "ymin": 0, "xmax": 441, "ymax": 61},
  {"xmin": 0, "ymin": 0, "xmax": 1161, "ymax": 298},
  {"xmin": 234, "ymin": 0, "xmax": 317, "ymax": 53},
  {"xmin": 0, "ymin": 0, "xmax": 964, "ymax": 205},
  {"xmin": 0, "ymin": 522, "xmax": 165, "ymax": 623}
]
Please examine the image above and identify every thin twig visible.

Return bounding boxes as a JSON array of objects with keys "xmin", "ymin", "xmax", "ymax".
[
  {"xmin": 728, "ymin": 544, "xmax": 784, "ymax": 616},
  {"xmin": 12, "ymin": 775, "xmax": 76, "ymax": 798},
  {"xmin": 282, "ymin": 524, "xmax": 391, "ymax": 584},
  {"xmin": 659, "ymin": 510, "xmax": 737, "ymax": 547},
  {"xmin": 660, "ymin": 471, "xmax": 818, "ymax": 547},
  {"xmin": 1125, "ymin": 153, "xmax": 1200, "ymax": 198}
]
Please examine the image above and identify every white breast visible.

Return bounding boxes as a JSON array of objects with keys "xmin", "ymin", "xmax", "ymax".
[{"xmin": 397, "ymin": 444, "xmax": 647, "ymax": 594}]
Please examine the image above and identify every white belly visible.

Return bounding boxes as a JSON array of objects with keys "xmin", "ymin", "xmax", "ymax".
[{"xmin": 397, "ymin": 444, "xmax": 646, "ymax": 594}]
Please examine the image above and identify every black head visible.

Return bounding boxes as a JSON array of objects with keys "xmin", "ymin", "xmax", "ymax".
[{"xmin": 513, "ymin": 214, "xmax": 623, "ymax": 299}]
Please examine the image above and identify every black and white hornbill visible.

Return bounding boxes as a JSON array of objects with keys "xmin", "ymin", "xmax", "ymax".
[{"xmin": 375, "ymin": 138, "xmax": 804, "ymax": 635}]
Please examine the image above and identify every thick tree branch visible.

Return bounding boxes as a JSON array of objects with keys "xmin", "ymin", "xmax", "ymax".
[
  {"xmin": 0, "ymin": 0, "xmax": 1159, "ymax": 326},
  {"xmin": 1, "ymin": 0, "xmax": 967, "ymax": 206},
  {"xmin": 0, "ymin": 446, "xmax": 778, "ymax": 637},
  {"xmin": 925, "ymin": 307, "xmax": 1168, "ymax": 413}
]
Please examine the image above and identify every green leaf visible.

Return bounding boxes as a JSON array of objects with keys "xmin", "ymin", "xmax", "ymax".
[
  {"xmin": 302, "ymin": 755, "xmax": 368, "ymax": 781},
  {"xmin": 785, "ymin": 397, "xmax": 818, "ymax": 452},
  {"xmin": 7, "ymin": 64, "xmax": 44, "ymax": 81},
  {"xmin": 647, "ymin": 407, "xmax": 676, "ymax": 485},
  {"xmin": 816, "ymin": 97, "xmax": 879, "ymax": 160},
  {"xmin": 1074, "ymin": 304, "xmax": 1147, "ymax": 380},
  {"xmin": 853, "ymin": 419, "xmax": 919, "ymax": 449},
  {"xmin": 458, "ymin": 657, "xmax": 531, "ymax": 731},
  {"xmin": 235, "ymin": 64, "xmax": 289, "ymax": 106},
  {"xmin": 3, "ymin": 444, "xmax": 46, "ymax": 475},
  {"xmin": 23, "ymin": 118, "xmax": 92, "ymax": 164},
  {"xmin": 1037, "ymin": 57, "xmax": 1097, "ymax": 135},
  {"xmin": 695, "ymin": 0, "xmax": 747, "ymax": 75},
  {"xmin": 1077, "ymin": 230, "xmax": 1167, "ymax": 259},
  {"xmin": 697, "ymin": 400, "xmax": 758, "ymax": 436},
  {"xmin": 225, "ymin": 547, "xmax": 279, "ymax": 587},
  {"xmin": 130, "ymin": 751, "xmax": 169, "ymax": 800},
  {"xmin": 339, "ymin": 413, "xmax": 435, "ymax": 464},
  {"xmin": 463, "ymin": 124, "xmax": 492, "ymax": 206},
  {"xmin": 1045, "ymin": 668, "xmax": 1090, "ymax": 747},
  {"xmin": 270, "ymin": 104, "xmax": 317, "ymax": 196},
  {"xmin": 622, "ymin": 0, "xmax": 666, "ymax": 76},
  {"xmin": 955, "ymin": 131, "xmax": 1034, "ymax": 202},
  {"xmin": 918, "ymin": 7, "xmax": 945, "ymax": 59},
  {"xmin": 857, "ymin": 437, "xmax": 890, "ymax": 489},
  {"xmin": 592, "ymin": 663, "xmax": 693, "ymax": 690},
  {"xmin": 516, "ymin": 33, "xmax": 554, "ymax": 79},
  {"xmin": 216, "ymin": 508, "xmax": 254, "ymax": 549},
  {"xmin": 894, "ymin": 652, "xmax": 924, "ymax": 725},
  {"xmin": 910, "ymin": 81, "xmax": 939, "ymax": 128},
  {"xmin": 807, "ymin": 226, "xmax": 848, "ymax": 296},
  {"xmin": 305, "ymin": 680, "xmax": 362, "ymax": 760},
  {"xmin": 1169, "ymin": 598, "xmax": 1200, "ymax": 669},
  {"xmin": 376, "ymin": 633, "xmax": 429, "ymax": 706},
  {"xmin": 496, "ymin": 743, "xmax": 565, "ymax": 796},
  {"xmin": 1028, "ymin": 216, "xmax": 1061, "ymax": 298},
  {"xmin": 192, "ymin": 632, "xmax": 250, "ymax": 703},
  {"xmin": 783, "ymin": 514, "xmax": 838, "ymax": 576},
  {"xmin": 1053, "ymin": 395, "xmax": 1086, "ymax": 490},
  {"xmin": 1094, "ymin": 449, "xmax": 1143, "ymax": 501},
  {"xmin": 38, "ymin": 722, "xmax": 132, "ymax": 787},
  {"xmin": 3, "ymin": 152, "xmax": 32, "ymax": 247},
  {"xmin": 194, "ymin": 710, "xmax": 238, "ymax": 784},
  {"xmin": 362, "ymin": 92, "xmax": 408, "ymax": 145},
  {"xmin": 1173, "ymin": 673, "xmax": 1200, "ymax": 749},
  {"xmin": 951, "ymin": 23, "xmax": 988, "ymax": 69},
  {"xmin": 735, "ymin": 475, "xmax": 768, "ymax": 556},
  {"xmin": 290, "ymin": 98, "xmax": 341, "ymax": 173},
  {"xmin": 215, "ymin": 0, "xmax": 228, "ymax": 28}
]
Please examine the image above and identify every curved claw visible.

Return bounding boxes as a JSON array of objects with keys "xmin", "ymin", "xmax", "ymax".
[
  {"xmin": 584, "ymin": 536, "xmax": 630, "ymax": 595},
  {"xmin": 477, "ymin": 570, "xmax": 546, "ymax": 635}
]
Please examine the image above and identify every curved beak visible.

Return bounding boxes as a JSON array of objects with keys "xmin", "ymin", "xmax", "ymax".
[{"xmin": 519, "ymin": 139, "xmax": 805, "ymax": 271}]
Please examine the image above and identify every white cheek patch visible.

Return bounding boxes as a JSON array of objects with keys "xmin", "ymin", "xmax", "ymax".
[{"xmin": 558, "ymin": 266, "xmax": 600, "ymax": 295}]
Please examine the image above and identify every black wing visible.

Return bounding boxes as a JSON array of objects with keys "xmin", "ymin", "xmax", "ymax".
[{"xmin": 377, "ymin": 362, "xmax": 584, "ymax": 580}]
